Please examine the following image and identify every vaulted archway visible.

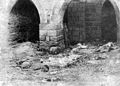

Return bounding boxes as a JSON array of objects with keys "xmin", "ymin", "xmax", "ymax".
[
  {"xmin": 63, "ymin": 0, "xmax": 101, "ymax": 46},
  {"xmin": 8, "ymin": 0, "xmax": 40, "ymax": 45},
  {"xmin": 101, "ymin": 0, "xmax": 117, "ymax": 42},
  {"xmin": 62, "ymin": 0, "xmax": 120, "ymax": 46},
  {"xmin": 63, "ymin": 0, "xmax": 86, "ymax": 46}
]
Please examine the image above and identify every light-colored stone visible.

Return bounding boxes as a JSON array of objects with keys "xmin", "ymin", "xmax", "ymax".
[
  {"xmin": 21, "ymin": 61, "xmax": 32, "ymax": 69},
  {"xmin": 49, "ymin": 46, "xmax": 61, "ymax": 55}
]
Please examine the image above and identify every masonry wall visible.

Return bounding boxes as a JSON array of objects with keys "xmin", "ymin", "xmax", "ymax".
[
  {"xmin": 41, "ymin": 0, "xmax": 120, "ymax": 44},
  {"xmin": 63, "ymin": 0, "xmax": 102, "ymax": 44},
  {"xmin": 0, "ymin": 0, "xmax": 120, "ymax": 49}
]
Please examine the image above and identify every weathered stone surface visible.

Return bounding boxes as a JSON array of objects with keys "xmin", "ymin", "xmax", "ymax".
[
  {"xmin": 96, "ymin": 42, "xmax": 117, "ymax": 53},
  {"xmin": 49, "ymin": 46, "xmax": 61, "ymax": 55},
  {"xmin": 21, "ymin": 61, "xmax": 32, "ymax": 69},
  {"xmin": 41, "ymin": 65, "xmax": 49, "ymax": 72},
  {"xmin": 32, "ymin": 63, "xmax": 49, "ymax": 72},
  {"xmin": 32, "ymin": 63, "xmax": 43, "ymax": 70},
  {"xmin": 0, "ymin": 0, "xmax": 120, "ymax": 48},
  {"xmin": 13, "ymin": 42, "xmax": 36, "ymax": 56}
]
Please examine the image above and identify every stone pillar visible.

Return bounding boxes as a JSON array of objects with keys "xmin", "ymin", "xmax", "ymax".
[{"xmin": 0, "ymin": 1, "xmax": 9, "ymax": 49}]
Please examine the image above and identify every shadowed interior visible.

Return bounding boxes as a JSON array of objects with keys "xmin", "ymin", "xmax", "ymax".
[
  {"xmin": 8, "ymin": 0, "xmax": 40, "ymax": 44},
  {"xmin": 101, "ymin": 0, "xmax": 117, "ymax": 42}
]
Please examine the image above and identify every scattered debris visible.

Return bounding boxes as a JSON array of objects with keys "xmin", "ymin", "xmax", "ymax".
[
  {"xmin": 49, "ymin": 46, "xmax": 61, "ymax": 55},
  {"xmin": 41, "ymin": 65, "xmax": 49, "ymax": 72},
  {"xmin": 31, "ymin": 61, "xmax": 49, "ymax": 72},
  {"xmin": 87, "ymin": 60, "xmax": 100, "ymax": 64},
  {"xmin": 45, "ymin": 54, "xmax": 81, "ymax": 67},
  {"xmin": 41, "ymin": 77, "xmax": 61, "ymax": 82},
  {"xmin": 20, "ymin": 61, "xmax": 32, "ymax": 69},
  {"xmin": 95, "ymin": 53, "xmax": 109, "ymax": 60},
  {"xmin": 77, "ymin": 43, "xmax": 88, "ymax": 49},
  {"xmin": 36, "ymin": 51, "xmax": 47, "ymax": 56},
  {"xmin": 14, "ymin": 55, "xmax": 33, "ymax": 67},
  {"xmin": 32, "ymin": 62, "xmax": 43, "ymax": 71},
  {"xmin": 9, "ymin": 41, "xmax": 120, "ymax": 83},
  {"xmin": 95, "ymin": 42, "xmax": 118, "ymax": 53},
  {"xmin": 71, "ymin": 43, "xmax": 88, "ymax": 54}
]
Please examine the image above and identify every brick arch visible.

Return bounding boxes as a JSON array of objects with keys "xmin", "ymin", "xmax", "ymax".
[{"xmin": 102, "ymin": 0, "xmax": 120, "ymax": 43}]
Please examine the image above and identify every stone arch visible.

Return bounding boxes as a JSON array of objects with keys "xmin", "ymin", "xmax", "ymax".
[
  {"xmin": 60, "ymin": 0, "xmax": 120, "ymax": 45},
  {"xmin": 59, "ymin": 0, "xmax": 72, "ymax": 23},
  {"xmin": 59, "ymin": 0, "xmax": 84, "ymax": 46},
  {"xmin": 7, "ymin": 0, "xmax": 41, "ymax": 18},
  {"xmin": 62, "ymin": 0, "xmax": 87, "ymax": 45},
  {"xmin": 8, "ymin": 0, "xmax": 40, "ymax": 45},
  {"xmin": 101, "ymin": 0, "xmax": 120, "ymax": 43},
  {"xmin": 101, "ymin": 0, "xmax": 117, "ymax": 42}
]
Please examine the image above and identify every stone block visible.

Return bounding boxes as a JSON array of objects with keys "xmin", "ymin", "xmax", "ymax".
[
  {"xmin": 40, "ymin": 35, "xmax": 46, "ymax": 41},
  {"xmin": 40, "ymin": 30, "xmax": 47, "ymax": 36},
  {"xmin": 47, "ymin": 29, "xmax": 63, "ymax": 36},
  {"xmin": 47, "ymin": 30, "xmax": 57, "ymax": 36},
  {"xmin": 50, "ymin": 35, "xmax": 64, "ymax": 42}
]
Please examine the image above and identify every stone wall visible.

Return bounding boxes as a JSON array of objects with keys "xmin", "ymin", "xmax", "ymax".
[
  {"xmin": 63, "ymin": 0, "xmax": 102, "ymax": 44},
  {"xmin": 52, "ymin": 0, "xmax": 120, "ymax": 45},
  {"xmin": 0, "ymin": 0, "xmax": 120, "ymax": 48},
  {"xmin": 85, "ymin": 1, "xmax": 102, "ymax": 41}
]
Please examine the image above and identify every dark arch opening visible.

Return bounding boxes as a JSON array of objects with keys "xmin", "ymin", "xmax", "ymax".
[
  {"xmin": 63, "ymin": 0, "xmax": 86, "ymax": 46},
  {"xmin": 8, "ymin": 0, "xmax": 40, "ymax": 44},
  {"xmin": 101, "ymin": 0, "xmax": 117, "ymax": 43}
]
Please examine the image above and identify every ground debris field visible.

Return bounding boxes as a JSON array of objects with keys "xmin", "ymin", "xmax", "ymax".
[{"xmin": 1, "ymin": 42, "xmax": 120, "ymax": 86}]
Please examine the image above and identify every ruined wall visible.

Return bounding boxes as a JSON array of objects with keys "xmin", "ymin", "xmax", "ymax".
[
  {"xmin": 0, "ymin": 0, "xmax": 120, "ymax": 48},
  {"xmin": 85, "ymin": 1, "xmax": 102, "ymax": 41},
  {"xmin": 63, "ymin": 0, "xmax": 102, "ymax": 43},
  {"xmin": 52, "ymin": 0, "xmax": 120, "ymax": 44}
]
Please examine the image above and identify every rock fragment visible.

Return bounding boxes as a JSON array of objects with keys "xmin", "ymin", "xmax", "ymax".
[
  {"xmin": 49, "ymin": 46, "xmax": 61, "ymax": 55},
  {"xmin": 20, "ymin": 61, "xmax": 32, "ymax": 69}
]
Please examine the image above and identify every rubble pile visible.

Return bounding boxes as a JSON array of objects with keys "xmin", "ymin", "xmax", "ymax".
[
  {"xmin": 68, "ymin": 42, "xmax": 119, "ymax": 64},
  {"xmin": 95, "ymin": 42, "xmax": 119, "ymax": 53},
  {"xmin": 10, "ymin": 41, "xmax": 120, "ymax": 73},
  {"xmin": 11, "ymin": 42, "xmax": 49, "ymax": 72},
  {"xmin": 45, "ymin": 54, "xmax": 82, "ymax": 67}
]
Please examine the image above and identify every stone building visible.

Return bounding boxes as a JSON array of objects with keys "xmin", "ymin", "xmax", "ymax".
[{"xmin": 0, "ymin": 0, "xmax": 120, "ymax": 48}]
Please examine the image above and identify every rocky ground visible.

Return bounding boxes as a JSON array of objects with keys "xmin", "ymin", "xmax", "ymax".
[{"xmin": 1, "ymin": 42, "xmax": 120, "ymax": 86}]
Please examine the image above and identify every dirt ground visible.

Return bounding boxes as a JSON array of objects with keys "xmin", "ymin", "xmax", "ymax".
[{"xmin": 1, "ymin": 42, "xmax": 120, "ymax": 86}]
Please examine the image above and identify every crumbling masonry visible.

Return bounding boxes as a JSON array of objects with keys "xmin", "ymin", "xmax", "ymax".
[{"xmin": 0, "ymin": 0, "xmax": 120, "ymax": 49}]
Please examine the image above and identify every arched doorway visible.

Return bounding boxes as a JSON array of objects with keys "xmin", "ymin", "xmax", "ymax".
[
  {"xmin": 101, "ymin": 0, "xmax": 117, "ymax": 43},
  {"xmin": 63, "ymin": 0, "xmax": 102, "ymax": 46},
  {"xmin": 63, "ymin": 0, "xmax": 86, "ymax": 45},
  {"xmin": 8, "ymin": 0, "xmax": 40, "ymax": 44}
]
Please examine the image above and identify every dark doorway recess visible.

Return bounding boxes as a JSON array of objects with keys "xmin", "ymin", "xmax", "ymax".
[
  {"xmin": 63, "ymin": 0, "xmax": 86, "ymax": 46},
  {"xmin": 101, "ymin": 0, "xmax": 117, "ymax": 42},
  {"xmin": 8, "ymin": 0, "xmax": 40, "ymax": 44}
]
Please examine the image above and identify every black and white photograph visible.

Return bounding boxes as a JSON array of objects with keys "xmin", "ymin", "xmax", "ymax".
[{"xmin": 0, "ymin": 0, "xmax": 120, "ymax": 86}]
